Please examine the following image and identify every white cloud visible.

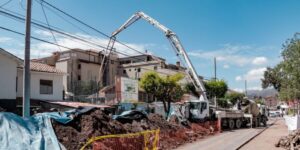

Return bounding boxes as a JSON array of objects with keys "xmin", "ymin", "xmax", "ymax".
[
  {"xmin": 233, "ymin": 88, "xmax": 244, "ymax": 93},
  {"xmin": 244, "ymin": 67, "xmax": 266, "ymax": 81},
  {"xmin": 247, "ymin": 86, "xmax": 262, "ymax": 91},
  {"xmin": 223, "ymin": 64, "xmax": 230, "ymax": 69},
  {"xmin": 0, "ymin": 37, "xmax": 12, "ymax": 43},
  {"xmin": 188, "ymin": 43, "xmax": 276, "ymax": 67},
  {"xmin": 235, "ymin": 76, "xmax": 242, "ymax": 81},
  {"xmin": 252, "ymin": 57, "xmax": 268, "ymax": 65},
  {"xmin": 30, "ymin": 30, "xmax": 151, "ymax": 58}
]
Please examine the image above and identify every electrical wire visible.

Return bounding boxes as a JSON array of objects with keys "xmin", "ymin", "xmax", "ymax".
[
  {"xmin": 0, "ymin": 24, "xmax": 179, "ymax": 76},
  {"xmin": 41, "ymin": 0, "xmax": 61, "ymax": 51},
  {"xmin": 34, "ymin": 0, "xmax": 184, "ymax": 78},
  {"xmin": 0, "ymin": 6, "xmax": 191, "ymax": 77},
  {"xmin": 0, "ymin": 0, "xmax": 12, "ymax": 7},
  {"xmin": 36, "ymin": 0, "xmax": 155, "ymax": 57},
  {"xmin": 0, "ymin": 9, "xmax": 108, "ymax": 50},
  {"xmin": 0, "ymin": 25, "xmax": 74, "ymax": 50},
  {"xmin": 39, "ymin": 0, "xmax": 62, "ymax": 52}
]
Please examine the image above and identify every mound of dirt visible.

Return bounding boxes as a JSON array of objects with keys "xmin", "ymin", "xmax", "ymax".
[
  {"xmin": 52, "ymin": 109, "xmax": 216, "ymax": 150},
  {"xmin": 276, "ymin": 129, "xmax": 300, "ymax": 149}
]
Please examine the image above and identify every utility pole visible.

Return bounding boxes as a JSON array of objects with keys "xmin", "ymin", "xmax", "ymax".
[
  {"xmin": 214, "ymin": 57, "xmax": 217, "ymax": 80},
  {"xmin": 23, "ymin": 0, "xmax": 32, "ymax": 117},
  {"xmin": 245, "ymin": 80, "xmax": 248, "ymax": 96}
]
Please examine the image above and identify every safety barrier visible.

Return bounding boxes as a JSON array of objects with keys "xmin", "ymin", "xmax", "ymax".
[{"xmin": 80, "ymin": 129, "xmax": 160, "ymax": 150}]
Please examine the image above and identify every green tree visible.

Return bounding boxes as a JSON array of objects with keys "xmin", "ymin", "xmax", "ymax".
[
  {"xmin": 261, "ymin": 66, "xmax": 282, "ymax": 91},
  {"xmin": 261, "ymin": 34, "xmax": 300, "ymax": 101},
  {"xmin": 184, "ymin": 82, "xmax": 200, "ymax": 97},
  {"xmin": 217, "ymin": 98, "xmax": 230, "ymax": 108},
  {"xmin": 204, "ymin": 80, "xmax": 228, "ymax": 99},
  {"xmin": 225, "ymin": 92, "xmax": 245, "ymax": 105},
  {"xmin": 139, "ymin": 72, "xmax": 184, "ymax": 115}
]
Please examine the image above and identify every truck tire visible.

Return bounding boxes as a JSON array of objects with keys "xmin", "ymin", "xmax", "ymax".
[
  {"xmin": 262, "ymin": 116, "xmax": 267, "ymax": 127},
  {"xmin": 235, "ymin": 119, "xmax": 242, "ymax": 129},
  {"xmin": 228, "ymin": 119, "xmax": 235, "ymax": 130}
]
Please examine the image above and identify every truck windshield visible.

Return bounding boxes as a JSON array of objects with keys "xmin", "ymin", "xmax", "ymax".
[{"xmin": 190, "ymin": 102, "xmax": 201, "ymax": 109}]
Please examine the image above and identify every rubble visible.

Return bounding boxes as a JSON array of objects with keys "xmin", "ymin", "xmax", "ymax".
[
  {"xmin": 276, "ymin": 129, "xmax": 300, "ymax": 150},
  {"xmin": 52, "ymin": 109, "xmax": 216, "ymax": 150}
]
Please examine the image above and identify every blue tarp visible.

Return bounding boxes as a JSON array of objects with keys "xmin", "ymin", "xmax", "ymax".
[{"xmin": 0, "ymin": 107, "xmax": 94, "ymax": 150}]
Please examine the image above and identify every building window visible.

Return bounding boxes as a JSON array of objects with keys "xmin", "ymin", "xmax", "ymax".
[
  {"xmin": 78, "ymin": 75, "xmax": 81, "ymax": 81},
  {"xmin": 123, "ymin": 69, "xmax": 126, "ymax": 74},
  {"xmin": 78, "ymin": 64, "xmax": 81, "ymax": 69},
  {"xmin": 154, "ymin": 66, "xmax": 157, "ymax": 70},
  {"xmin": 129, "ymin": 69, "xmax": 131, "ymax": 71},
  {"xmin": 40, "ymin": 80, "xmax": 53, "ymax": 94},
  {"xmin": 137, "ymin": 68, "xmax": 141, "ymax": 72}
]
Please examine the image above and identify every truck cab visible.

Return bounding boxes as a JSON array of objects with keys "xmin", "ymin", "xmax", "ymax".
[{"xmin": 188, "ymin": 100, "xmax": 209, "ymax": 121}]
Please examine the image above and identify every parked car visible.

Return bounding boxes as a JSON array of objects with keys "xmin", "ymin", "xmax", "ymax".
[{"xmin": 269, "ymin": 111, "xmax": 277, "ymax": 117}]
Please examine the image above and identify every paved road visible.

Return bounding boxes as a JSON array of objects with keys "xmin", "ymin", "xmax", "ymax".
[
  {"xmin": 176, "ymin": 119, "xmax": 277, "ymax": 150},
  {"xmin": 239, "ymin": 118, "xmax": 287, "ymax": 150}
]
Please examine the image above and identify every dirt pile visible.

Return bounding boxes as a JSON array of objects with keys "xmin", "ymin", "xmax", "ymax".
[
  {"xmin": 52, "ymin": 109, "xmax": 131, "ymax": 149},
  {"xmin": 52, "ymin": 109, "xmax": 216, "ymax": 150},
  {"xmin": 276, "ymin": 129, "xmax": 300, "ymax": 149}
]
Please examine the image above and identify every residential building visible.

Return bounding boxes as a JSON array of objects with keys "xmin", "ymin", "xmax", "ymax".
[
  {"xmin": 0, "ymin": 48, "xmax": 22, "ymax": 100},
  {"xmin": 264, "ymin": 96, "xmax": 279, "ymax": 108},
  {"xmin": 16, "ymin": 62, "xmax": 65, "ymax": 101},
  {"xmin": 0, "ymin": 48, "xmax": 65, "ymax": 111},
  {"xmin": 34, "ymin": 49, "xmax": 119, "ymax": 96},
  {"xmin": 117, "ymin": 54, "xmax": 194, "ymax": 102},
  {"xmin": 118, "ymin": 54, "xmax": 189, "ymax": 83}
]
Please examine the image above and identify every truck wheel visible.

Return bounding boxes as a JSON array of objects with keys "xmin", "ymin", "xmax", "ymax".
[
  {"xmin": 228, "ymin": 119, "xmax": 235, "ymax": 130},
  {"xmin": 235, "ymin": 119, "xmax": 242, "ymax": 129},
  {"xmin": 262, "ymin": 117, "xmax": 267, "ymax": 127}
]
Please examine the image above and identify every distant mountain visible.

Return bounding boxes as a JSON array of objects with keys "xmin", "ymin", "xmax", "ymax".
[{"xmin": 246, "ymin": 88, "xmax": 278, "ymax": 98}]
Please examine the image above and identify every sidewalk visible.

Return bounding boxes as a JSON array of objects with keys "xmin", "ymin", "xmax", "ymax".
[{"xmin": 239, "ymin": 118, "xmax": 287, "ymax": 150}]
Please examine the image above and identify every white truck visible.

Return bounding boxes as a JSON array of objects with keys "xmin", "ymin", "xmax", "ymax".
[{"xmin": 215, "ymin": 99, "xmax": 268, "ymax": 129}]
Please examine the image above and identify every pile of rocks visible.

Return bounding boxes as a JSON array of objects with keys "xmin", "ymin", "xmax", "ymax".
[{"xmin": 276, "ymin": 130, "xmax": 300, "ymax": 150}]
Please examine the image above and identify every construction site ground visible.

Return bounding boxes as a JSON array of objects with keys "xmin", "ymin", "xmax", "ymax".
[
  {"xmin": 240, "ymin": 118, "xmax": 287, "ymax": 150},
  {"xmin": 176, "ymin": 118, "xmax": 284, "ymax": 150}
]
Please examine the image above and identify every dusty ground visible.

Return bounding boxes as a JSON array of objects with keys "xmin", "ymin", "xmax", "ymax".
[
  {"xmin": 240, "ymin": 118, "xmax": 287, "ymax": 150},
  {"xmin": 175, "ymin": 119, "xmax": 278, "ymax": 150}
]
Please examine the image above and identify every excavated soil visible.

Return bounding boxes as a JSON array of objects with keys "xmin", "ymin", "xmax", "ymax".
[{"xmin": 52, "ymin": 109, "xmax": 217, "ymax": 150}]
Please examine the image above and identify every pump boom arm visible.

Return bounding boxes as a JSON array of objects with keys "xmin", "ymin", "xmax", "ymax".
[{"xmin": 112, "ymin": 11, "xmax": 207, "ymax": 101}]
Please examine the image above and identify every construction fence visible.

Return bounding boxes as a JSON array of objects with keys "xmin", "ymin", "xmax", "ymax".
[{"xmin": 80, "ymin": 129, "xmax": 160, "ymax": 150}]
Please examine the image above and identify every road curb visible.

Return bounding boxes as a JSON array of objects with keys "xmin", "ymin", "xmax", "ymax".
[{"xmin": 236, "ymin": 119, "xmax": 278, "ymax": 150}]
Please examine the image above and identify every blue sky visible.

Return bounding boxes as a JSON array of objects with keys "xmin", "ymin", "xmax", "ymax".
[{"xmin": 1, "ymin": 0, "xmax": 300, "ymax": 92}]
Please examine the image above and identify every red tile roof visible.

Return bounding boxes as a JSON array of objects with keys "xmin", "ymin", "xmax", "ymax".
[{"xmin": 30, "ymin": 62, "xmax": 65, "ymax": 74}]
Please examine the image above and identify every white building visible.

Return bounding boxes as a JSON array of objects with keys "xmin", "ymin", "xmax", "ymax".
[
  {"xmin": 17, "ymin": 62, "xmax": 65, "ymax": 101},
  {"xmin": 0, "ymin": 48, "xmax": 22, "ymax": 100},
  {"xmin": 0, "ymin": 48, "xmax": 65, "ymax": 102}
]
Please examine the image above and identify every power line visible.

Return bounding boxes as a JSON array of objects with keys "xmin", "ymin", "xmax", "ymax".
[
  {"xmin": 39, "ymin": 0, "xmax": 62, "ymax": 51},
  {"xmin": 0, "ymin": 9, "xmax": 108, "ymax": 50},
  {"xmin": 0, "ymin": 7, "xmax": 190, "ymax": 77},
  {"xmin": 0, "ymin": 25, "xmax": 74, "ymax": 50},
  {"xmin": 0, "ymin": 0, "xmax": 12, "ymax": 7},
  {"xmin": 0, "ymin": 8, "xmax": 167, "ymax": 68},
  {"xmin": 37, "ymin": 0, "xmax": 153, "ymax": 56},
  {"xmin": 0, "ymin": 24, "xmax": 191, "ymax": 77},
  {"xmin": 0, "ymin": 7, "xmax": 105, "ymax": 51}
]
